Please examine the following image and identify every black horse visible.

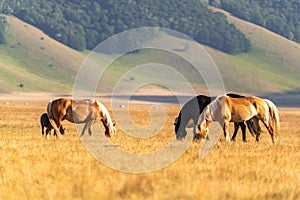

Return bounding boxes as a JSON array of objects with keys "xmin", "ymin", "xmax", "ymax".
[
  {"xmin": 174, "ymin": 94, "xmax": 257, "ymax": 141},
  {"xmin": 40, "ymin": 113, "xmax": 65, "ymax": 138}
]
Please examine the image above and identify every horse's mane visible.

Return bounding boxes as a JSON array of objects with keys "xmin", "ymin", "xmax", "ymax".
[
  {"xmin": 94, "ymin": 100, "xmax": 116, "ymax": 132},
  {"xmin": 206, "ymin": 95, "xmax": 225, "ymax": 121}
]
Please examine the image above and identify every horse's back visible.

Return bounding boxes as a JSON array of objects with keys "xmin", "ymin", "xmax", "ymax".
[
  {"xmin": 217, "ymin": 95, "xmax": 260, "ymax": 121},
  {"xmin": 181, "ymin": 95, "xmax": 211, "ymax": 121}
]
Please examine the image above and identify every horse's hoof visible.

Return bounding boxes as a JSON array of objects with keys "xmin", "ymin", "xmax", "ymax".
[{"xmin": 176, "ymin": 136, "xmax": 185, "ymax": 141}]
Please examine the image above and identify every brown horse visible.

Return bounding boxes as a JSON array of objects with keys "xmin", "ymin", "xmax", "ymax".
[
  {"xmin": 197, "ymin": 95, "xmax": 280, "ymax": 143},
  {"xmin": 47, "ymin": 98, "xmax": 116, "ymax": 138},
  {"xmin": 174, "ymin": 94, "xmax": 256, "ymax": 141}
]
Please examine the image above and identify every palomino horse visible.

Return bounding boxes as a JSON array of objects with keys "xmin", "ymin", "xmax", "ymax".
[
  {"xmin": 174, "ymin": 94, "xmax": 256, "ymax": 141},
  {"xmin": 197, "ymin": 95, "xmax": 280, "ymax": 143},
  {"xmin": 47, "ymin": 98, "xmax": 116, "ymax": 138}
]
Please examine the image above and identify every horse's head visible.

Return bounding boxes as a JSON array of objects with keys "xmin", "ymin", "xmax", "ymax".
[
  {"xmin": 197, "ymin": 108, "xmax": 211, "ymax": 140},
  {"xmin": 95, "ymin": 100, "xmax": 117, "ymax": 138},
  {"xmin": 173, "ymin": 116, "xmax": 185, "ymax": 140},
  {"xmin": 105, "ymin": 122, "xmax": 116, "ymax": 137}
]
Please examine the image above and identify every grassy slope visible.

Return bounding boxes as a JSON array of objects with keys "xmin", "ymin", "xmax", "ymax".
[
  {"xmin": 207, "ymin": 8, "xmax": 300, "ymax": 94},
  {"xmin": 0, "ymin": 15, "xmax": 85, "ymax": 93},
  {"xmin": 0, "ymin": 12, "xmax": 300, "ymax": 94}
]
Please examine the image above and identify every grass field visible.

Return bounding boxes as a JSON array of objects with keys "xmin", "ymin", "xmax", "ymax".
[{"xmin": 0, "ymin": 100, "xmax": 299, "ymax": 200}]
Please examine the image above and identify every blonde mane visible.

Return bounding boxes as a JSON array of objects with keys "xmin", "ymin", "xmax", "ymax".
[
  {"xmin": 95, "ymin": 100, "xmax": 116, "ymax": 133},
  {"xmin": 206, "ymin": 95, "xmax": 224, "ymax": 121}
]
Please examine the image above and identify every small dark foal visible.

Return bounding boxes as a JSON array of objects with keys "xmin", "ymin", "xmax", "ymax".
[{"xmin": 40, "ymin": 113, "xmax": 65, "ymax": 139}]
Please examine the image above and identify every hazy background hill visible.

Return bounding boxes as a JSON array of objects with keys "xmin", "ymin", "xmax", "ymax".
[{"xmin": 0, "ymin": 1, "xmax": 299, "ymax": 95}]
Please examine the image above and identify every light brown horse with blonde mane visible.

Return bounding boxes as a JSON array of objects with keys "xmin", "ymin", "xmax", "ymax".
[
  {"xmin": 197, "ymin": 95, "xmax": 280, "ymax": 143},
  {"xmin": 47, "ymin": 98, "xmax": 116, "ymax": 138}
]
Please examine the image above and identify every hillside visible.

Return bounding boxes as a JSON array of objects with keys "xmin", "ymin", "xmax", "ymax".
[
  {"xmin": 210, "ymin": 0, "xmax": 300, "ymax": 44},
  {"xmin": 207, "ymin": 7, "xmax": 300, "ymax": 94},
  {"xmin": 0, "ymin": 13, "xmax": 300, "ymax": 95},
  {"xmin": 0, "ymin": 15, "xmax": 85, "ymax": 93},
  {"xmin": 1, "ymin": 0, "xmax": 250, "ymax": 54}
]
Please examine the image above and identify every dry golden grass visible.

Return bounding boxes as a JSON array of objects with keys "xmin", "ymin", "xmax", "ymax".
[{"xmin": 0, "ymin": 103, "xmax": 299, "ymax": 200}]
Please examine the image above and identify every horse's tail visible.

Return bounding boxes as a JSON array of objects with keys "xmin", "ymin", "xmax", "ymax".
[
  {"xmin": 245, "ymin": 119, "xmax": 256, "ymax": 137},
  {"xmin": 47, "ymin": 100, "xmax": 60, "ymax": 133},
  {"xmin": 265, "ymin": 99, "xmax": 280, "ymax": 136}
]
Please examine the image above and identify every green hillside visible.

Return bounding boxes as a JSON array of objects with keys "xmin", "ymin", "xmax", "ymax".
[
  {"xmin": 210, "ymin": 0, "xmax": 300, "ymax": 44},
  {"xmin": 0, "ymin": 0, "xmax": 250, "ymax": 54},
  {"xmin": 0, "ymin": 13, "xmax": 300, "ymax": 95},
  {"xmin": 0, "ymin": 15, "xmax": 85, "ymax": 92},
  {"xmin": 207, "ymin": 8, "xmax": 300, "ymax": 94}
]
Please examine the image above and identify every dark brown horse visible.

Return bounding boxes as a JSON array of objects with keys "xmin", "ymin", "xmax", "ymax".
[
  {"xmin": 174, "ymin": 94, "xmax": 256, "ymax": 141},
  {"xmin": 47, "ymin": 98, "xmax": 116, "ymax": 138}
]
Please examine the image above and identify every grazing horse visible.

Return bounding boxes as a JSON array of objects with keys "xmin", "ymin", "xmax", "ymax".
[
  {"xmin": 40, "ymin": 113, "xmax": 65, "ymax": 139},
  {"xmin": 47, "ymin": 98, "xmax": 116, "ymax": 138},
  {"xmin": 197, "ymin": 95, "xmax": 280, "ymax": 143},
  {"xmin": 174, "ymin": 94, "xmax": 256, "ymax": 141}
]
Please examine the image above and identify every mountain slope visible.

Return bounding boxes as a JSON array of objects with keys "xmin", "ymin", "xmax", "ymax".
[
  {"xmin": 0, "ymin": 13, "xmax": 300, "ymax": 95},
  {"xmin": 0, "ymin": 15, "xmax": 85, "ymax": 93},
  {"xmin": 205, "ymin": 7, "xmax": 300, "ymax": 94}
]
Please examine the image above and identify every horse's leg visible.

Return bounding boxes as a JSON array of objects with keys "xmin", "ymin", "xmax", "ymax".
[
  {"xmin": 46, "ymin": 128, "xmax": 51, "ymax": 140},
  {"xmin": 252, "ymin": 117, "xmax": 261, "ymax": 142},
  {"xmin": 42, "ymin": 126, "xmax": 45, "ymax": 137},
  {"xmin": 240, "ymin": 122, "xmax": 247, "ymax": 142},
  {"xmin": 223, "ymin": 121, "xmax": 231, "ymax": 142},
  {"xmin": 231, "ymin": 122, "xmax": 239, "ymax": 141},
  {"xmin": 88, "ymin": 123, "xmax": 94, "ymax": 136},
  {"xmin": 55, "ymin": 115, "xmax": 65, "ymax": 139},
  {"xmin": 80, "ymin": 121, "xmax": 94, "ymax": 137},
  {"xmin": 54, "ymin": 129, "xmax": 57, "ymax": 138}
]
